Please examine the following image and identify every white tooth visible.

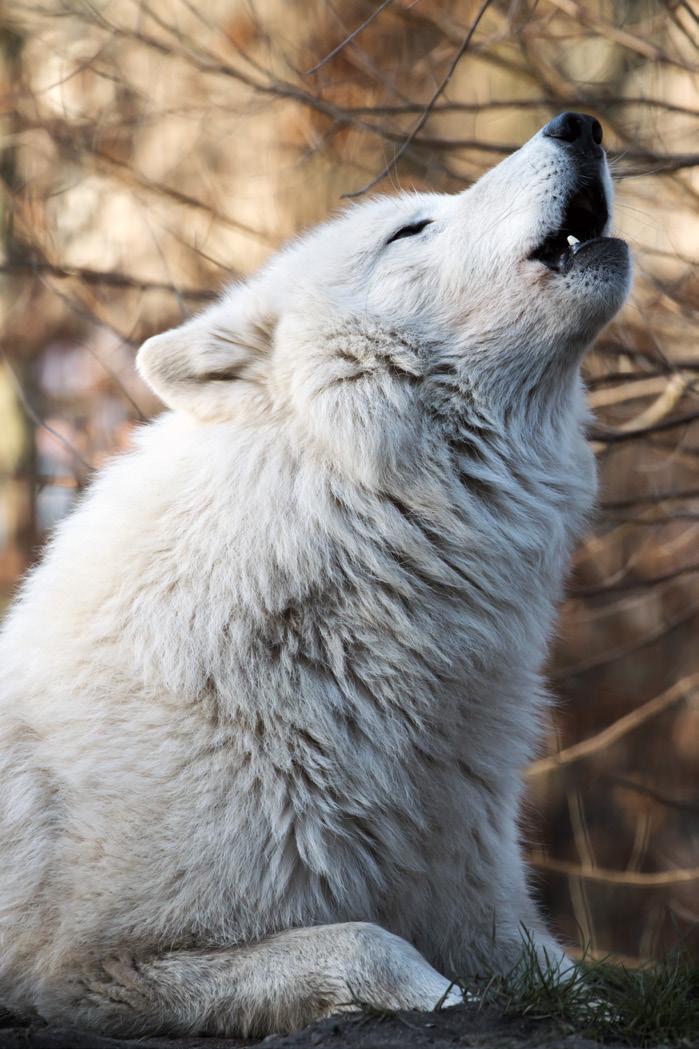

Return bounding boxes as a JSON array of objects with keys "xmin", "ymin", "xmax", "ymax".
[{"xmin": 567, "ymin": 235, "xmax": 580, "ymax": 246}]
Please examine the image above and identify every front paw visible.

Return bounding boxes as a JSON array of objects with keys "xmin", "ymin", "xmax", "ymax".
[
  {"xmin": 434, "ymin": 981, "xmax": 464, "ymax": 1010},
  {"xmin": 531, "ymin": 938, "xmax": 576, "ymax": 984}
]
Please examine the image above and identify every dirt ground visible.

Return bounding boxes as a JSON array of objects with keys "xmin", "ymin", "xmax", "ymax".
[{"xmin": 0, "ymin": 1003, "xmax": 652, "ymax": 1049}]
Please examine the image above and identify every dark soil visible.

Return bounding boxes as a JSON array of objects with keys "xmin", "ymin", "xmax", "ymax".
[{"xmin": 0, "ymin": 1004, "xmax": 655, "ymax": 1049}]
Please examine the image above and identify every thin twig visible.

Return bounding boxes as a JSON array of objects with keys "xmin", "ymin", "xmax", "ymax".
[
  {"xmin": 343, "ymin": 0, "xmax": 496, "ymax": 198},
  {"xmin": 528, "ymin": 853, "xmax": 699, "ymax": 887},
  {"xmin": 527, "ymin": 673, "xmax": 699, "ymax": 777},
  {"xmin": 305, "ymin": 0, "xmax": 395, "ymax": 75},
  {"xmin": 552, "ymin": 600, "xmax": 699, "ymax": 679},
  {"xmin": 0, "ymin": 260, "xmax": 215, "ymax": 300},
  {"xmin": 0, "ymin": 350, "xmax": 94, "ymax": 473},
  {"xmin": 590, "ymin": 408, "xmax": 699, "ymax": 443},
  {"xmin": 572, "ymin": 562, "xmax": 699, "ymax": 597},
  {"xmin": 601, "ymin": 488, "xmax": 699, "ymax": 510}
]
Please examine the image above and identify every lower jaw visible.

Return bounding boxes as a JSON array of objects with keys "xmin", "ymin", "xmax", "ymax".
[
  {"xmin": 561, "ymin": 236, "xmax": 629, "ymax": 276},
  {"xmin": 531, "ymin": 234, "xmax": 617, "ymax": 274}
]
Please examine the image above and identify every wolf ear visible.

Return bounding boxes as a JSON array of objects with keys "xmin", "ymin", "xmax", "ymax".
[{"xmin": 137, "ymin": 286, "xmax": 273, "ymax": 420}]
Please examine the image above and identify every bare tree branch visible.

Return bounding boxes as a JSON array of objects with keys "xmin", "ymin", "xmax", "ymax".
[
  {"xmin": 305, "ymin": 0, "xmax": 395, "ymax": 75},
  {"xmin": 572, "ymin": 563, "xmax": 699, "ymax": 597},
  {"xmin": 552, "ymin": 600, "xmax": 699, "ymax": 679},
  {"xmin": 0, "ymin": 350, "xmax": 94, "ymax": 473},
  {"xmin": 528, "ymin": 852, "xmax": 699, "ymax": 886},
  {"xmin": 527, "ymin": 674, "xmax": 699, "ymax": 777},
  {"xmin": 343, "ymin": 0, "xmax": 496, "ymax": 198},
  {"xmin": 590, "ymin": 408, "xmax": 699, "ymax": 444},
  {"xmin": 0, "ymin": 260, "xmax": 216, "ymax": 300}
]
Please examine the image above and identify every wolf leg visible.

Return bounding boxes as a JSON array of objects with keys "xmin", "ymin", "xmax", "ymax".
[{"xmin": 38, "ymin": 922, "xmax": 462, "ymax": 1037}]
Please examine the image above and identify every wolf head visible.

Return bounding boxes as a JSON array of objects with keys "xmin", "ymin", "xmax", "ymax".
[{"xmin": 138, "ymin": 113, "xmax": 630, "ymax": 473}]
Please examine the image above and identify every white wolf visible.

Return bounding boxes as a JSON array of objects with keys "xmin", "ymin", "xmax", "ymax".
[{"xmin": 0, "ymin": 113, "xmax": 630, "ymax": 1037}]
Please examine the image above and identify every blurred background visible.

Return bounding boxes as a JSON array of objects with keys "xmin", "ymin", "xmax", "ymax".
[{"xmin": 1, "ymin": 0, "xmax": 697, "ymax": 965}]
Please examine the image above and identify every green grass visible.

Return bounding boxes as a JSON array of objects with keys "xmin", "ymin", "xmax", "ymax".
[{"xmin": 472, "ymin": 937, "xmax": 699, "ymax": 1047}]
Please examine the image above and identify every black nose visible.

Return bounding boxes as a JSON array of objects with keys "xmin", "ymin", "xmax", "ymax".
[{"xmin": 542, "ymin": 112, "xmax": 603, "ymax": 155}]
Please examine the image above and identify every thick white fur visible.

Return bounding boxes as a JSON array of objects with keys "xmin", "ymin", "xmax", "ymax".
[{"xmin": 0, "ymin": 126, "xmax": 630, "ymax": 1037}]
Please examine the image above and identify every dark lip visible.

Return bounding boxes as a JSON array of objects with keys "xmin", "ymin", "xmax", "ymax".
[{"xmin": 530, "ymin": 173, "xmax": 609, "ymax": 273}]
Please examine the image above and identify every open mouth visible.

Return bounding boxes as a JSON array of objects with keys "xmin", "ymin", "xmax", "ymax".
[{"xmin": 530, "ymin": 176, "xmax": 609, "ymax": 273}]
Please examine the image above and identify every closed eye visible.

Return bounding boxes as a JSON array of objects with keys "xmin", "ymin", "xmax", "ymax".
[{"xmin": 385, "ymin": 219, "xmax": 433, "ymax": 245}]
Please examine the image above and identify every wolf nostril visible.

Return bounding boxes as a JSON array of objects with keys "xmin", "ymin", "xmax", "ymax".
[
  {"xmin": 545, "ymin": 113, "xmax": 584, "ymax": 144},
  {"xmin": 542, "ymin": 112, "xmax": 604, "ymax": 153}
]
